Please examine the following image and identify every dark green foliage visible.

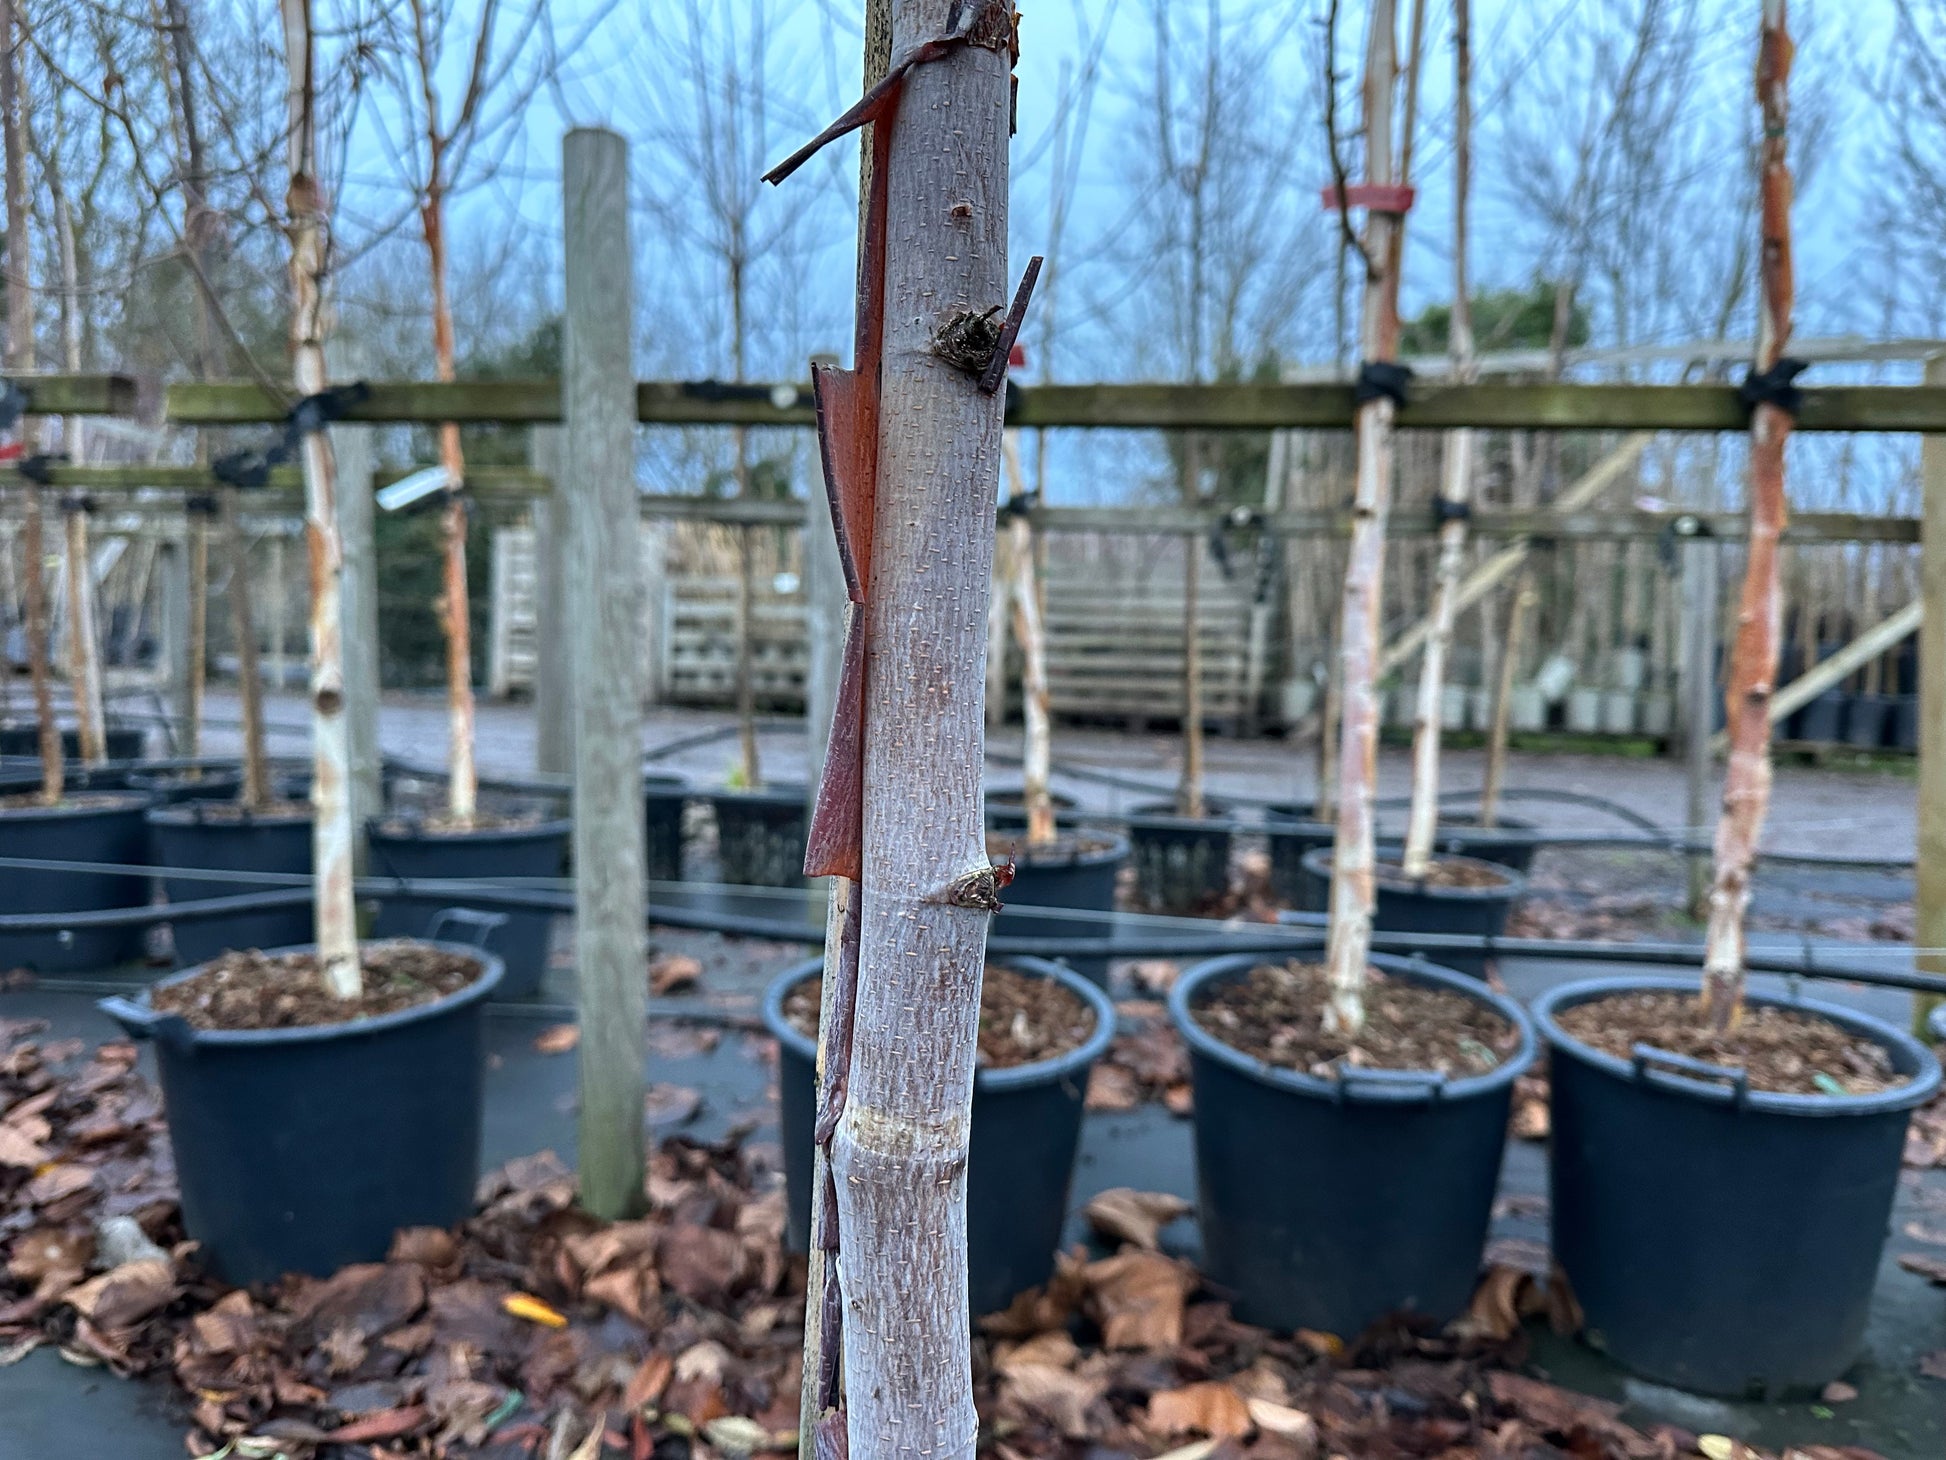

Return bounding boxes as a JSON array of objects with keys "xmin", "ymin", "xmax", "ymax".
[{"xmin": 1401, "ymin": 282, "xmax": 1591, "ymax": 358}]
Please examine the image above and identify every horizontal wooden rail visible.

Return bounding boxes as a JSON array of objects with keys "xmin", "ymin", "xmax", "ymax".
[
  {"xmin": 2, "ymin": 466, "xmax": 1918, "ymax": 545},
  {"xmin": 7, "ymin": 373, "xmax": 141, "ymax": 416},
  {"xmin": 141, "ymin": 376, "xmax": 1946, "ymax": 433}
]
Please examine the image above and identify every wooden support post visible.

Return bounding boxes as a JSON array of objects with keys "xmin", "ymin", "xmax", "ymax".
[
  {"xmin": 157, "ymin": 535, "xmax": 193, "ymax": 745},
  {"xmin": 1917, "ymin": 353, "xmax": 1946, "ymax": 1035},
  {"xmin": 562, "ymin": 127, "xmax": 648, "ymax": 1219},
  {"xmin": 327, "ymin": 338, "xmax": 381, "ymax": 860},
  {"xmin": 530, "ymin": 425, "xmax": 574, "ymax": 777}
]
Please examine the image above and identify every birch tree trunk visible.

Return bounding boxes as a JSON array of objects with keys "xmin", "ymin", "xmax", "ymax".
[
  {"xmin": 829, "ymin": 5, "xmax": 1013, "ymax": 1451},
  {"xmin": 1400, "ymin": 0, "xmax": 1474, "ymax": 877},
  {"xmin": 0, "ymin": 0, "xmax": 56, "ymax": 803},
  {"xmin": 61, "ymin": 505, "xmax": 105, "ymax": 763},
  {"xmin": 1701, "ymin": 0, "xmax": 1794, "ymax": 1030},
  {"xmin": 1176, "ymin": 439, "xmax": 1205, "ymax": 818},
  {"xmin": 280, "ymin": 0, "xmax": 360, "ymax": 999},
  {"xmin": 1323, "ymin": 0, "xmax": 1405, "ymax": 1036},
  {"xmin": 1478, "ymin": 565, "xmax": 1534, "ymax": 827}
]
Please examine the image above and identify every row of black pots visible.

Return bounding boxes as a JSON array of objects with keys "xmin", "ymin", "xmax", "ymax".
[
  {"xmin": 89, "ymin": 933, "xmax": 1939, "ymax": 1396},
  {"xmin": 1787, "ymin": 691, "xmax": 1920, "ymax": 751},
  {"xmin": 148, "ymin": 805, "xmax": 571, "ymax": 998},
  {"xmin": 1174, "ymin": 956, "xmax": 1939, "ymax": 1397},
  {"xmin": 0, "ymin": 722, "xmax": 148, "ymax": 761}
]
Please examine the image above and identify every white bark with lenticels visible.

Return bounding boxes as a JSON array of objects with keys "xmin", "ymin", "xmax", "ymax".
[
  {"xmin": 280, "ymin": 0, "xmax": 360, "ymax": 999},
  {"xmin": 1323, "ymin": 0, "xmax": 1403, "ymax": 1038},
  {"xmin": 829, "ymin": 5, "xmax": 1010, "ymax": 1454}
]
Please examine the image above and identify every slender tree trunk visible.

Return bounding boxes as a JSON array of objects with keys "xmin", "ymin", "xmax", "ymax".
[
  {"xmin": 420, "ymin": 175, "xmax": 478, "ymax": 826},
  {"xmin": 1701, "ymin": 0, "xmax": 1794, "ymax": 1030},
  {"xmin": 1324, "ymin": 0, "xmax": 1406, "ymax": 1036},
  {"xmin": 1479, "ymin": 565, "xmax": 1534, "ymax": 827},
  {"xmin": 1000, "ymin": 430, "xmax": 1055, "ymax": 845},
  {"xmin": 1178, "ymin": 477, "xmax": 1205, "ymax": 819},
  {"xmin": 225, "ymin": 492, "xmax": 272, "ymax": 807},
  {"xmin": 49, "ymin": 184, "xmax": 106, "ymax": 767},
  {"xmin": 187, "ymin": 507, "xmax": 208, "ymax": 757},
  {"xmin": 1400, "ymin": 0, "xmax": 1473, "ymax": 877},
  {"xmin": 825, "ymin": 7, "xmax": 1013, "ymax": 1451},
  {"xmin": 736, "ymin": 523, "xmax": 761, "ymax": 785},
  {"xmin": 280, "ymin": 0, "xmax": 359, "ymax": 997},
  {"xmin": 0, "ymin": 0, "xmax": 56, "ymax": 802},
  {"xmin": 167, "ymin": 0, "xmax": 218, "ymax": 764}
]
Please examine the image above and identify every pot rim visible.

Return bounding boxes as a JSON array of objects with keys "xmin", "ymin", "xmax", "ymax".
[
  {"xmin": 643, "ymin": 774, "xmax": 688, "ymax": 794},
  {"xmin": 1125, "ymin": 799, "xmax": 1236, "ymax": 831},
  {"xmin": 1263, "ymin": 802, "xmax": 1331, "ymax": 828},
  {"xmin": 1300, "ymin": 845, "xmax": 1526, "ymax": 901},
  {"xmin": 1930, "ymin": 1003, "xmax": 1946, "ymax": 1044},
  {"xmin": 989, "ymin": 829, "xmax": 1130, "ymax": 869},
  {"xmin": 763, "ymin": 954, "xmax": 1116, "ymax": 1093},
  {"xmin": 986, "ymin": 786, "xmax": 1080, "ymax": 807},
  {"xmin": 1168, "ymin": 950, "xmax": 1539, "ymax": 1105},
  {"xmin": 1422, "ymin": 812, "xmax": 1539, "ymax": 835},
  {"xmin": 0, "ymin": 790, "xmax": 154, "ymax": 822},
  {"xmin": 146, "ymin": 801, "xmax": 312, "ymax": 828},
  {"xmin": 1534, "ymin": 974, "xmax": 1943, "ymax": 1116},
  {"xmin": 100, "ymin": 938, "xmax": 506, "ymax": 1049},
  {"xmin": 367, "ymin": 816, "xmax": 573, "ymax": 845},
  {"xmin": 709, "ymin": 783, "xmax": 809, "ymax": 809}
]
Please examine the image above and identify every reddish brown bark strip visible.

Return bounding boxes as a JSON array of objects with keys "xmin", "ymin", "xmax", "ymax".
[{"xmin": 1702, "ymin": 0, "xmax": 1795, "ymax": 1030}]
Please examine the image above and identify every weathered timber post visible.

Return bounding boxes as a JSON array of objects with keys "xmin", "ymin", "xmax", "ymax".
[
  {"xmin": 1917, "ymin": 352, "xmax": 1946, "ymax": 1036},
  {"xmin": 562, "ymin": 127, "xmax": 649, "ymax": 1219},
  {"xmin": 1700, "ymin": 0, "xmax": 1795, "ymax": 1028},
  {"xmin": 61, "ymin": 499, "xmax": 106, "ymax": 763},
  {"xmin": 157, "ymin": 534, "xmax": 194, "ymax": 744},
  {"xmin": 327, "ymin": 337, "xmax": 381, "ymax": 857},
  {"xmin": 530, "ymin": 425, "xmax": 574, "ymax": 778}
]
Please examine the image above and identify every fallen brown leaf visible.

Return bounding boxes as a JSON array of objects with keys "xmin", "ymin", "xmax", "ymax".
[
  {"xmin": 63, "ymin": 1259, "xmax": 176, "ymax": 1331},
  {"xmin": 1145, "ymin": 1380, "xmax": 1253, "ymax": 1438},
  {"xmin": 649, "ymin": 953, "xmax": 703, "ymax": 996},
  {"xmin": 1448, "ymin": 1264, "xmax": 1537, "ymax": 1342},
  {"xmin": 323, "ymin": 1404, "xmax": 429, "ymax": 1444},
  {"xmin": 1001, "ymin": 1360, "xmax": 1107, "ymax": 1439},
  {"xmin": 1085, "ymin": 1250, "xmax": 1197, "ymax": 1351},
  {"xmin": 647, "ymin": 1083, "xmax": 702, "ymax": 1127},
  {"xmin": 1084, "ymin": 1187, "xmax": 1192, "ymax": 1251},
  {"xmin": 1898, "ymin": 1252, "xmax": 1946, "ymax": 1286},
  {"xmin": 1245, "ymin": 1397, "xmax": 1317, "ymax": 1448},
  {"xmin": 533, "ymin": 1024, "xmax": 581, "ymax": 1055},
  {"xmin": 0, "ymin": 1123, "xmax": 50, "ymax": 1168},
  {"xmin": 1085, "ymin": 1063, "xmax": 1141, "ymax": 1112}
]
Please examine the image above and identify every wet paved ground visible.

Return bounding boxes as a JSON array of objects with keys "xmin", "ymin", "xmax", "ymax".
[{"xmin": 4, "ymin": 692, "xmax": 1935, "ymax": 1456}]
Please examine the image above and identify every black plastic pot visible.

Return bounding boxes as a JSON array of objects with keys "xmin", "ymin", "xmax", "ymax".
[
  {"xmin": 1264, "ymin": 803, "xmax": 1334, "ymax": 907},
  {"xmin": 710, "ymin": 784, "xmax": 808, "ymax": 887},
  {"xmin": 986, "ymin": 788, "xmax": 1079, "ymax": 836},
  {"xmin": 1420, "ymin": 813, "xmax": 1541, "ymax": 874},
  {"xmin": 147, "ymin": 805, "xmax": 314, "ymax": 967},
  {"xmin": 1843, "ymin": 693, "xmax": 1891, "ymax": 750},
  {"xmin": 1891, "ymin": 696, "xmax": 1919, "ymax": 752},
  {"xmin": 1534, "ymin": 976, "xmax": 1943, "ymax": 1396},
  {"xmin": 1125, "ymin": 799, "xmax": 1234, "ymax": 915},
  {"xmin": 0, "ymin": 793, "xmax": 153, "ymax": 972},
  {"xmin": 991, "ymin": 832, "xmax": 1129, "ymax": 988},
  {"xmin": 367, "ymin": 818, "xmax": 571, "ymax": 1000},
  {"xmin": 0, "ymin": 723, "xmax": 146, "ymax": 761},
  {"xmin": 1170, "ymin": 951, "xmax": 1537, "ymax": 1336},
  {"xmin": 766, "ymin": 956, "xmax": 1114, "ymax": 1316},
  {"xmin": 126, "ymin": 766, "xmax": 246, "ymax": 805},
  {"xmin": 100, "ymin": 940, "xmax": 504, "ymax": 1285},
  {"xmin": 1791, "ymin": 691, "xmax": 1845, "ymax": 744},
  {"xmin": 644, "ymin": 775, "xmax": 688, "ymax": 884},
  {"xmin": 1298, "ymin": 847, "xmax": 1524, "ymax": 978}
]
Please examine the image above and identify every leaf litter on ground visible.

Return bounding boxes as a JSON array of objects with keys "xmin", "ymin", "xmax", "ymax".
[{"xmin": 0, "ymin": 1020, "xmax": 1905, "ymax": 1460}]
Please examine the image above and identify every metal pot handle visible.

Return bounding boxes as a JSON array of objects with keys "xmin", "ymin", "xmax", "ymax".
[{"xmin": 1630, "ymin": 1043, "xmax": 1750, "ymax": 1105}]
